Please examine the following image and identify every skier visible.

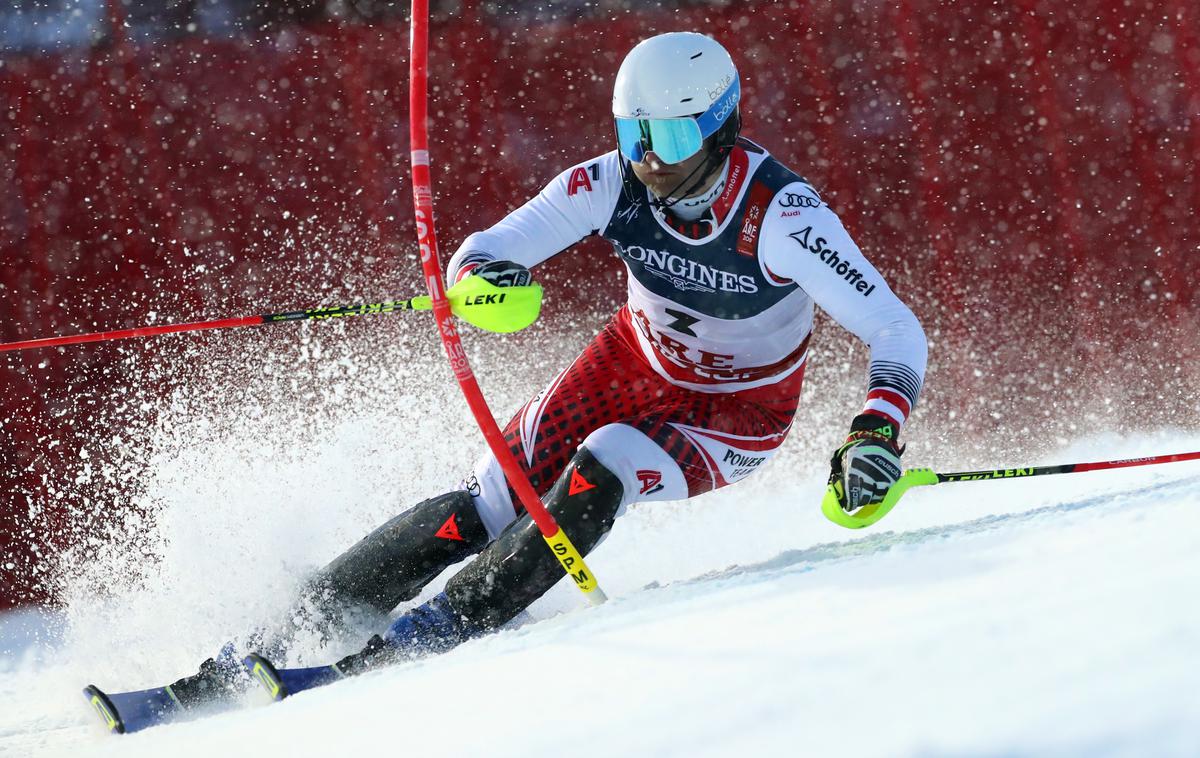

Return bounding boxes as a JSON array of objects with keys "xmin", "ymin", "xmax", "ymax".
[{"xmin": 172, "ymin": 31, "xmax": 927, "ymax": 699}]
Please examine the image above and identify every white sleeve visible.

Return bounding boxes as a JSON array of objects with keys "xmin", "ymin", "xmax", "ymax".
[
  {"xmin": 446, "ymin": 151, "xmax": 623, "ymax": 282},
  {"xmin": 760, "ymin": 182, "xmax": 928, "ymax": 428}
]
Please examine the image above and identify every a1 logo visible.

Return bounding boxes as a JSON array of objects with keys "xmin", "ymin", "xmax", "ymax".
[{"xmin": 637, "ymin": 469, "xmax": 664, "ymax": 495}]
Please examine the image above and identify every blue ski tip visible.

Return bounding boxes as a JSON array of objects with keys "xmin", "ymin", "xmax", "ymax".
[
  {"xmin": 243, "ymin": 653, "xmax": 288, "ymax": 702},
  {"xmin": 83, "ymin": 685, "xmax": 124, "ymax": 734},
  {"xmin": 243, "ymin": 654, "xmax": 346, "ymax": 699}
]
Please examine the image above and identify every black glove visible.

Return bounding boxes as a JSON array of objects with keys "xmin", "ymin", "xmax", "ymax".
[
  {"xmin": 828, "ymin": 414, "xmax": 903, "ymax": 514},
  {"xmin": 471, "ymin": 259, "xmax": 532, "ymax": 288}
]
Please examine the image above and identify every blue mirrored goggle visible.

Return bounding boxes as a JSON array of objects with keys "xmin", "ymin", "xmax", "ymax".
[{"xmin": 615, "ymin": 75, "xmax": 740, "ymax": 165}]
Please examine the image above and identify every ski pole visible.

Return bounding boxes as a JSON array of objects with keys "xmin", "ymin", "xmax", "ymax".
[
  {"xmin": 407, "ymin": 0, "xmax": 606, "ymax": 604},
  {"xmin": 822, "ymin": 450, "xmax": 1200, "ymax": 529},
  {"xmin": 0, "ymin": 279, "xmax": 542, "ymax": 354}
]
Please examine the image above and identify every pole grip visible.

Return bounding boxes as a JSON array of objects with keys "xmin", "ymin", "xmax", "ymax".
[{"xmin": 821, "ymin": 468, "xmax": 940, "ymax": 529}]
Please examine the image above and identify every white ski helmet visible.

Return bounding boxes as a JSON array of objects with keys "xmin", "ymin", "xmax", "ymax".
[{"xmin": 613, "ymin": 32, "xmax": 741, "ymax": 165}]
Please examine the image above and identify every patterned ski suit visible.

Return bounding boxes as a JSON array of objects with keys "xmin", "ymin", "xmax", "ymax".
[{"xmin": 449, "ymin": 139, "xmax": 928, "ymax": 537}]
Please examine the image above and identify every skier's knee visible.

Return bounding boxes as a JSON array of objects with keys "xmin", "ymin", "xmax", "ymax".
[
  {"xmin": 580, "ymin": 423, "xmax": 688, "ymax": 506},
  {"xmin": 546, "ymin": 446, "xmax": 625, "ymax": 550}
]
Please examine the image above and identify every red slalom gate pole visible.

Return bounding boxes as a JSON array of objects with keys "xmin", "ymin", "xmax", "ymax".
[{"xmin": 407, "ymin": 0, "xmax": 606, "ymax": 604}]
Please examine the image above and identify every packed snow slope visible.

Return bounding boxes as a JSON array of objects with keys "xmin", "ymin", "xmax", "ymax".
[{"xmin": 2, "ymin": 429, "xmax": 1199, "ymax": 758}]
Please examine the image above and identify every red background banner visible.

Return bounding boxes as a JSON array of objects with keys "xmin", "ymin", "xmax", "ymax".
[{"xmin": 2, "ymin": 0, "xmax": 1197, "ymax": 608}]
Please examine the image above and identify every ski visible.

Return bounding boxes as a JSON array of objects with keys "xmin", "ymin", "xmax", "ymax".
[
  {"xmin": 81, "ymin": 660, "xmax": 337, "ymax": 733},
  {"xmin": 82, "ymin": 653, "xmax": 248, "ymax": 734},
  {"xmin": 82, "ymin": 679, "xmax": 250, "ymax": 734},
  {"xmin": 82, "ymin": 682, "xmax": 190, "ymax": 734},
  {"xmin": 81, "ymin": 680, "xmax": 248, "ymax": 734},
  {"xmin": 243, "ymin": 653, "xmax": 346, "ymax": 701}
]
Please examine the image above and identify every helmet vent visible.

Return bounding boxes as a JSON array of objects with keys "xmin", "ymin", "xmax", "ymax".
[
  {"xmin": 690, "ymin": 52, "xmax": 703, "ymax": 59},
  {"xmin": 680, "ymin": 97, "xmax": 694, "ymax": 103}
]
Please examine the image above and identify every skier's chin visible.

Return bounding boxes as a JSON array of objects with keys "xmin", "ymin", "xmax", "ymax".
[{"xmin": 646, "ymin": 178, "xmax": 686, "ymax": 200}]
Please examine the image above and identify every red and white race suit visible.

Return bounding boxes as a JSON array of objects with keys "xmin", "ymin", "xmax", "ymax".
[{"xmin": 449, "ymin": 139, "xmax": 927, "ymax": 537}]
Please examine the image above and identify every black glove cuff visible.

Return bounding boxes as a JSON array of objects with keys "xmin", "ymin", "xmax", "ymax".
[{"xmin": 845, "ymin": 413, "xmax": 902, "ymax": 455}]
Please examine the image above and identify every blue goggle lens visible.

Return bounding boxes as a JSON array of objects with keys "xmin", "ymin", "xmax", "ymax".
[{"xmin": 615, "ymin": 116, "xmax": 704, "ymax": 165}]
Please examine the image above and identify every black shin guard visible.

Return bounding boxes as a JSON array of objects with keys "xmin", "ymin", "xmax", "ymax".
[
  {"xmin": 444, "ymin": 448, "xmax": 623, "ymax": 630},
  {"xmin": 307, "ymin": 490, "xmax": 489, "ymax": 618}
]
